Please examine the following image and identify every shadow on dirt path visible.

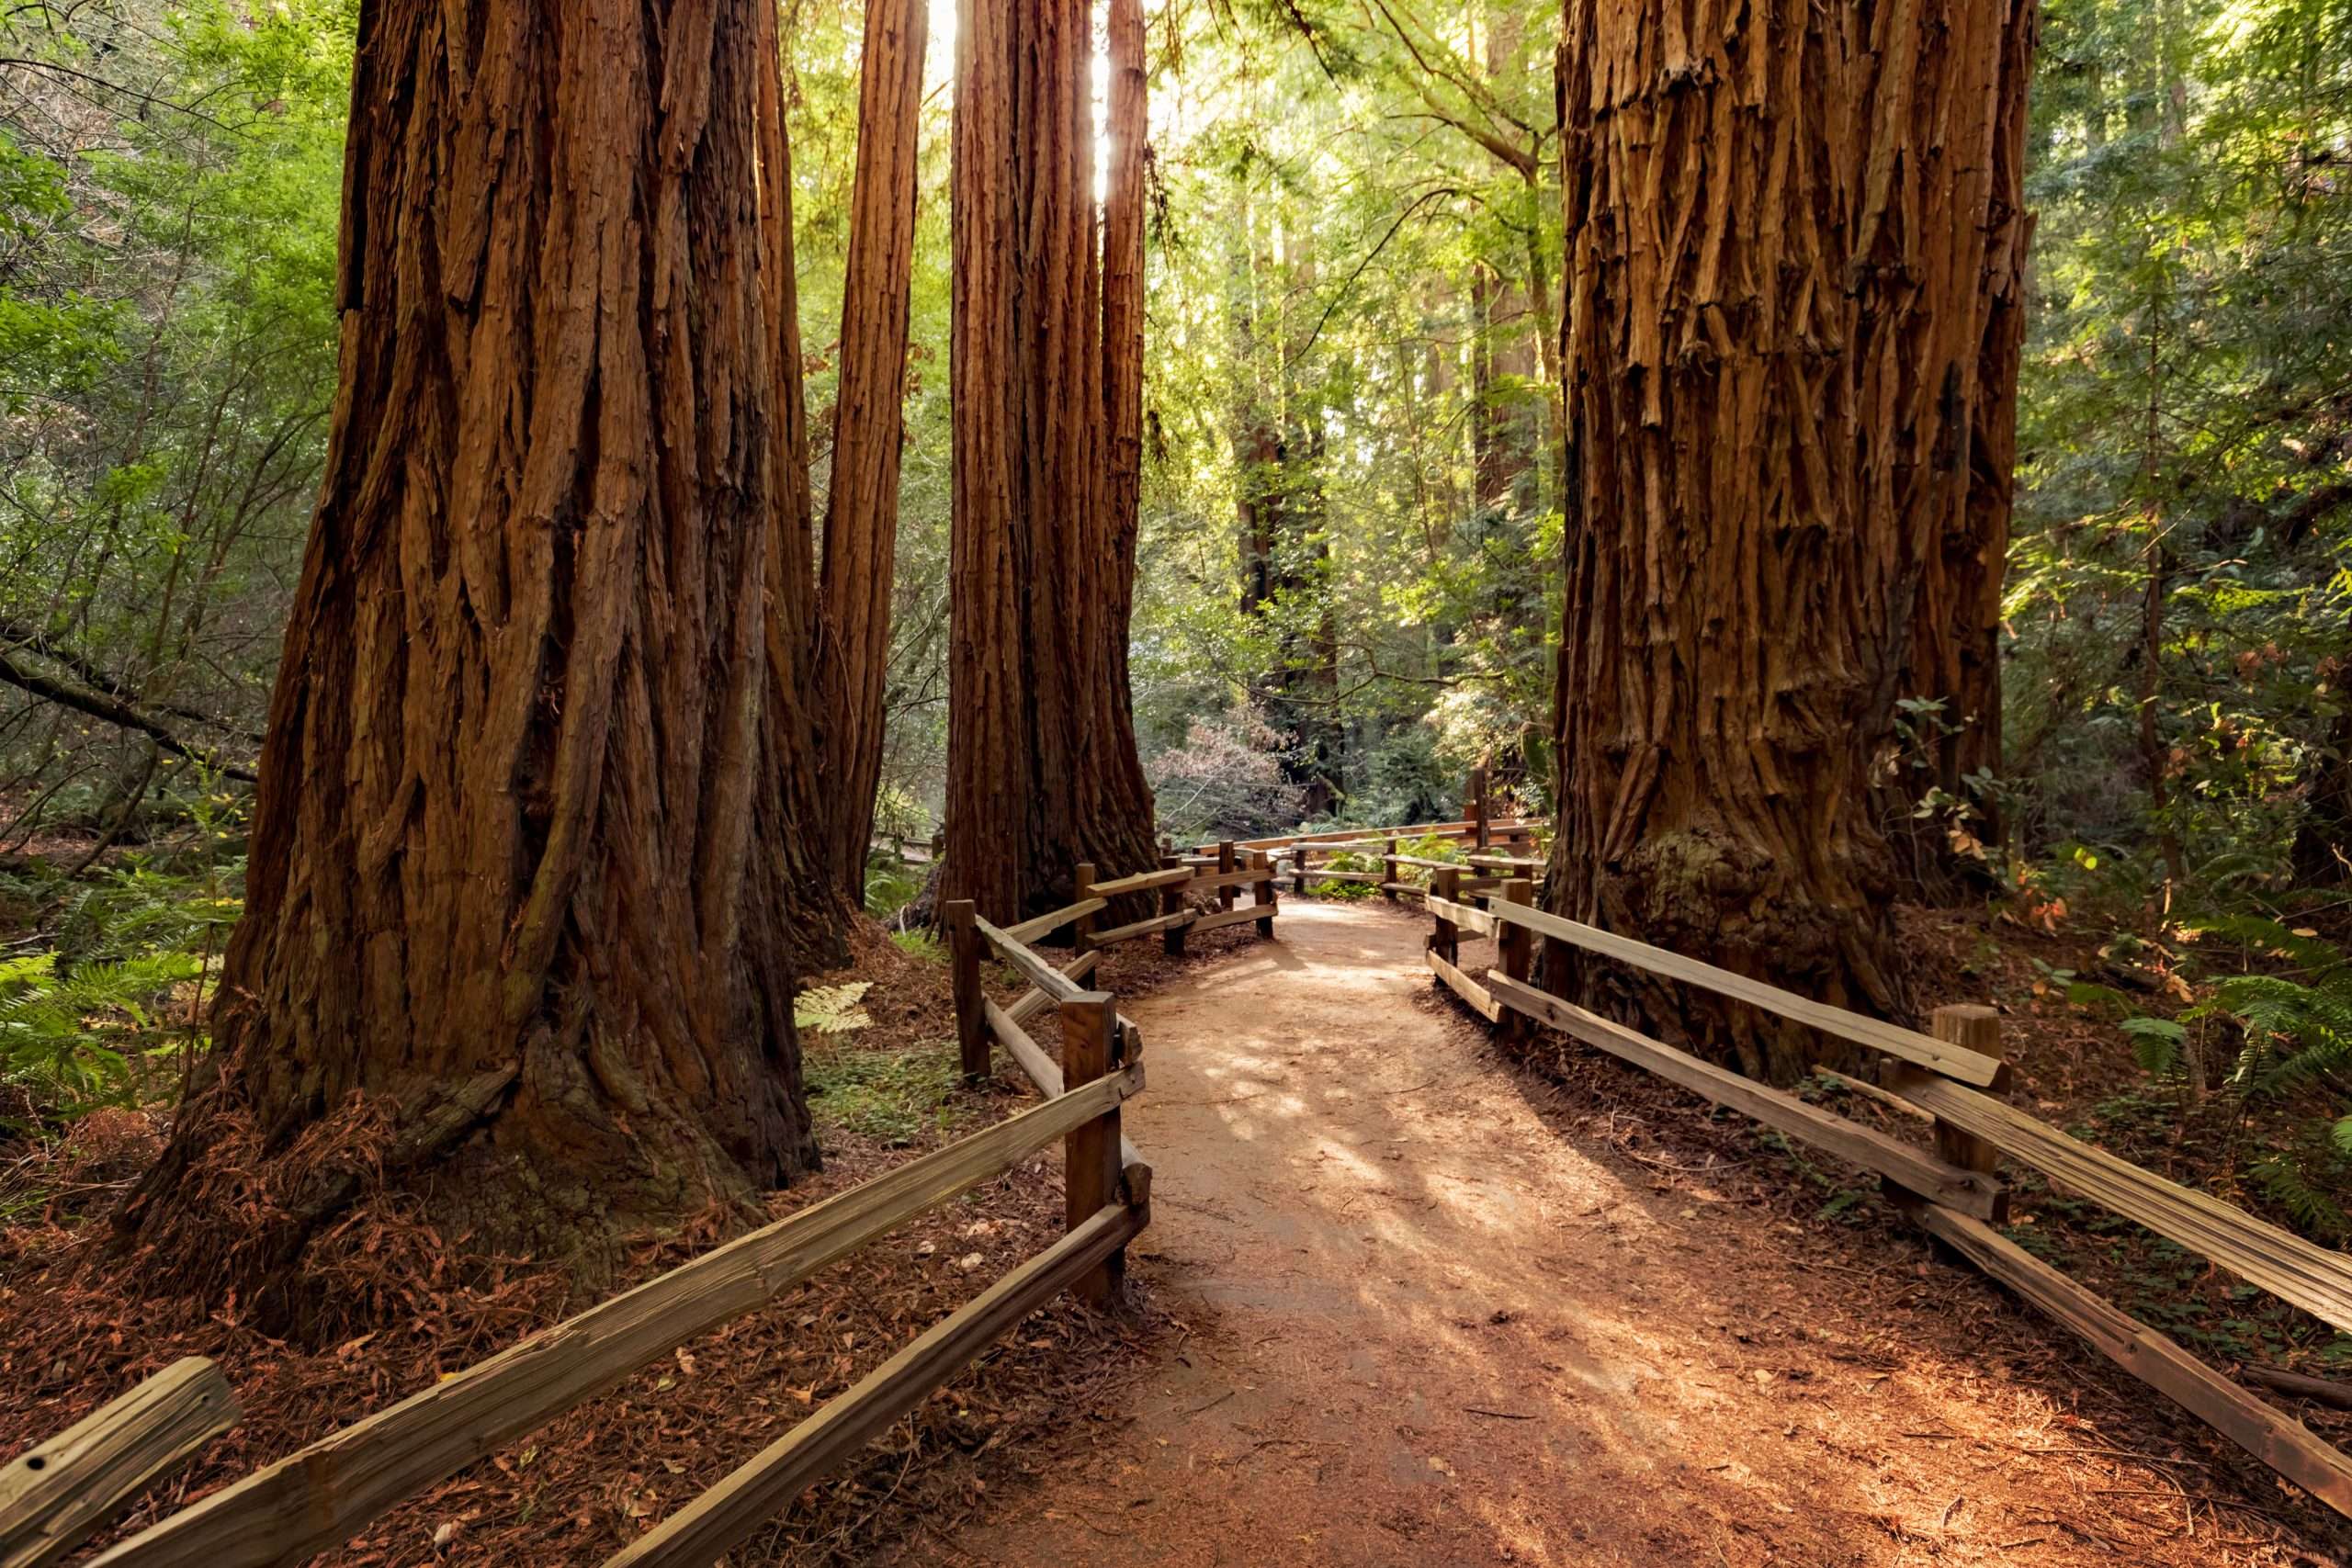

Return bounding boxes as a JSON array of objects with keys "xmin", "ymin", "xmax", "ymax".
[{"xmin": 896, "ymin": 899, "xmax": 2317, "ymax": 1567}]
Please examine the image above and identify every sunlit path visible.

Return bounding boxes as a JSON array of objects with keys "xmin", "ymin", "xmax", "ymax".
[{"xmin": 896, "ymin": 898, "xmax": 2225, "ymax": 1568}]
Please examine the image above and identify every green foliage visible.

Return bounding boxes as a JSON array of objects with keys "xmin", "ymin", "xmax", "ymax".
[
  {"xmin": 2249, "ymin": 1127, "xmax": 2352, "ymax": 1242},
  {"xmin": 0, "ymin": 853, "xmax": 235, "ymax": 1121},
  {"xmin": 2120, "ymin": 1013, "xmax": 2188, "ymax": 1075},
  {"xmin": 803, "ymin": 1041, "xmax": 965, "ymax": 1147},
  {"xmin": 0, "ymin": 950, "xmax": 198, "ymax": 1116},
  {"xmin": 2007, "ymin": 0, "xmax": 2352, "ymax": 903},
  {"xmin": 3, "ymin": 0, "xmax": 349, "ymax": 840},
  {"xmin": 888, "ymin": 929, "xmax": 944, "ymax": 963},
  {"xmin": 2120, "ymin": 919, "xmax": 2352, "ymax": 1238},
  {"xmin": 863, "ymin": 852, "xmax": 923, "ymax": 922}
]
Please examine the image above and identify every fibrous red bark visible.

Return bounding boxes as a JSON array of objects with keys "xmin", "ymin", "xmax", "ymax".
[
  {"xmin": 812, "ymin": 0, "xmax": 930, "ymax": 904},
  {"xmin": 119, "ymin": 0, "xmax": 820, "ymax": 1288},
  {"xmin": 1903, "ymin": 0, "xmax": 2038, "ymax": 843},
  {"xmin": 1548, "ymin": 0, "xmax": 2036, "ymax": 1079},
  {"xmin": 944, "ymin": 0, "xmax": 1159, "ymax": 921}
]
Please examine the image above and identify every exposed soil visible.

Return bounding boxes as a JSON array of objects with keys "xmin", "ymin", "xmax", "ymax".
[{"xmin": 905, "ymin": 897, "xmax": 2350, "ymax": 1568}]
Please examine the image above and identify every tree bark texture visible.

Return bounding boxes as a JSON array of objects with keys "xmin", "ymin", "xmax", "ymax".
[
  {"xmin": 813, "ymin": 0, "xmax": 930, "ymax": 903},
  {"xmin": 1102, "ymin": 0, "xmax": 1148, "ymax": 710},
  {"xmin": 1896, "ymin": 0, "xmax": 2038, "ymax": 874},
  {"xmin": 1547, "ymin": 0, "xmax": 2034, "ymax": 1080},
  {"xmin": 944, "ymin": 0, "xmax": 1159, "ymax": 922},
  {"xmin": 759, "ymin": 16, "xmax": 854, "ymax": 978},
  {"xmin": 120, "ymin": 0, "xmax": 820, "ymax": 1286}
]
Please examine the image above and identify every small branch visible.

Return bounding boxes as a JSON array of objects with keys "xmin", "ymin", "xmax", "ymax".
[{"xmin": 0, "ymin": 649, "xmax": 258, "ymax": 783}]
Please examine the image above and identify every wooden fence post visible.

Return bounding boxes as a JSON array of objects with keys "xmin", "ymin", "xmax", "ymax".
[
  {"xmin": 1250, "ymin": 848, "xmax": 1275, "ymax": 937},
  {"xmin": 1382, "ymin": 836, "xmax": 1398, "ymax": 901},
  {"xmin": 1074, "ymin": 863, "xmax": 1098, "ymax": 953},
  {"xmin": 1498, "ymin": 878, "xmax": 1532, "ymax": 1045},
  {"xmin": 1294, "ymin": 843, "xmax": 1312, "ymax": 894},
  {"xmin": 1431, "ymin": 865, "xmax": 1461, "ymax": 970},
  {"xmin": 1061, "ymin": 993, "xmax": 1124, "ymax": 1305},
  {"xmin": 946, "ymin": 900, "xmax": 987, "ymax": 1082},
  {"xmin": 1217, "ymin": 840, "xmax": 1237, "ymax": 912},
  {"xmin": 1159, "ymin": 852, "xmax": 1187, "ymax": 956},
  {"xmin": 1471, "ymin": 766, "xmax": 1490, "ymax": 852},
  {"xmin": 1930, "ymin": 1004, "xmax": 2007, "ymax": 1222}
]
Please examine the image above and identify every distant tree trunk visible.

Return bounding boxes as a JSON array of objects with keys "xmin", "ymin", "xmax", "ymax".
[
  {"xmin": 813, "ymin": 0, "xmax": 930, "ymax": 907},
  {"xmin": 1893, "ymin": 0, "xmax": 2039, "ymax": 889},
  {"xmin": 759, "ymin": 23, "xmax": 852, "ymax": 978},
  {"xmin": 1473, "ymin": 5, "xmax": 1544, "ymax": 519},
  {"xmin": 945, "ymin": 0, "xmax": 1157, "ymax": 921},
  {"xmin": 118, "ymin": 0, "xmax": 820, "ymax": 1302},
  {"xmin": 1102, "ymin": 0, "xmax": 1148, "ymax": 711},
  {"xmin": 1548, "ymin": 0, "xmax": 2030, "ymax": 1080}
]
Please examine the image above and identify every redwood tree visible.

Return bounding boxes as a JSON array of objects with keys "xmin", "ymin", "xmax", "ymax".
[
  {"xmin": 811, "ymin": 0, "xmax": 929, "ymax": 902},
  {"xmin": 120, "ymin": 0, "xmax": 820, "ymax": 1278},
  {"xmin": 944, "ymin": 0, "xmax": 1158, "ymax": 920},
  {"xmin": 1547, "ymin": 0, "xmax": 2036, "ymax": 1079},
  {"xmin": 1897, "ymin": 0, "xmax": 2040, "ymax": 872}
]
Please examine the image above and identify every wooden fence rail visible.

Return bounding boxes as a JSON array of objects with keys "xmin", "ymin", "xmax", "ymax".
[
  {"xmin": 1419, "ymin": 884, "xmax": 2352, "ymax": 1523},
  {"xmin": 0, "ymin": 1359, "xmax": 238, "ymax": 1568}
]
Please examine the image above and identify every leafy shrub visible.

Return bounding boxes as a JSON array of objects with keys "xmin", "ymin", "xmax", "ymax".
[
  {"xmin": 1145, "ymin": 701, "xmax": 1305, "ymax": 841},
  {"xmin": 1310, "ymin": 847, "xmax": 1381, "ymax": 900}
]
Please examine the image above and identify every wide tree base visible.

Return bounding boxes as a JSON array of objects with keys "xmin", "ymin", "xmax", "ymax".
[
  {"xmin": 116, "ymin": 1043, "xmax": 817, "ymax": 1340},
  {"xmin": 1545, "ymin": 826, "xmax": 1915, "ymax": 1085}
]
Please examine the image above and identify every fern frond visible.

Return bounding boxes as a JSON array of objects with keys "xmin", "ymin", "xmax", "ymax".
[
  {"xmin": 794, "ymin": 981, "xmax": 874, "ymax": 1036},
  {"xmin": 2194, "ymin": 915, "xmax": 2346, "ymax": 980}
]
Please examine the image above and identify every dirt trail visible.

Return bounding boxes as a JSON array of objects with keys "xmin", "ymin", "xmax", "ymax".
[{"xmin": 901, "ymin": 900, "xmax": 2303, "ymax": 1567}]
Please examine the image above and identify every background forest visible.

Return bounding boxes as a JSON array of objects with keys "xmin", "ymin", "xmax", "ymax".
[{"xmin": 1, "ymin": 0, "xmax": 2347, "ymax": 1214}]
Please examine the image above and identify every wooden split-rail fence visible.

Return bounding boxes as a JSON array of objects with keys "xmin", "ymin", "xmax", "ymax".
[
  {"xmin": 2, "ymin": 854, "xmax": 1285, "ymax": 1568},
  {"xmin": 1398, "ymin": 862, "xmax": 2352, "ymax": 1522}
]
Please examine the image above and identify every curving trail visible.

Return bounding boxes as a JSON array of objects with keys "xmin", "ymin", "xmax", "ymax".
[{"xmin": 900, "ymin": 899, "xmax": 2274, "ymax": 1567}]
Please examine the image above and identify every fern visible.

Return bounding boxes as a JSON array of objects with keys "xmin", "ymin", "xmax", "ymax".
[
  {"xmin": 888, "ymin": 929, "xmax": 944, "ymax": 962},
  {"xmin": 2195, "ymin": 914, "xmax": 2347, "ymax": 980},
  {"xmin": 2120, "ymin": 1014, "xmax": 2187, "ymax": 1075},
  {"xmin": 862, "ymin": 856, "xmax": 923, "ymax": 921},
  {"xmin": 793, "ymin": 981, "xmax": 874, "ymax": 1037},
  {"xmin": 2125, "ymin": 922, "xmax": 2352, "ymax": 1097},
  {"xmin": 0, "ymin": 950, "xmax": 201, "ymax": 1113},
  {"xmin": 2251, "ymin": 1138, "xmax": 2351, "ymax": 1242},
  {"xmin": 2121, "ymin": 922, "xmax": 2352, "ymax": 1244}
]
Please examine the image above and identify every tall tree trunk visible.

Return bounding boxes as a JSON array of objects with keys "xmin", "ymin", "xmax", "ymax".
[
  {"xmin": 1547, "ymin": 0, "xmax": 2030, "ymax": 1080},
  {"xmin": 944, "ymin": 0, "xmax": 1158, "ymax": 921},
  {"xmin": 1102, "ymin": 0, "xmax": 1148, "ymax": 714},
  {"xmin": 1892, "ymin": 0, "xmax": 2039, "ymax": 889},
  {"xmin": 119, "ymin": 0, "xmax": 820, "ymax": 1303},
  {"xmin": 758, "ymin": 12, "xmax": 851, "ymax": 977},
  {"xmin": 813, "ymin": 0, "xmax": 930, "ymax": 906}
]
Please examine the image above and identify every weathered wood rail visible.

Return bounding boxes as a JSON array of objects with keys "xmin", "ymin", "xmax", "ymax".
[
  {"xmin": 1417, "ymin": 879, "xmax": 2352, "ymax": 1520},
  {"xmin": 14, "ymin": 905, "xmax": 1159, "ymax": 1566},
  {"xmin": 0, "ymin": 1359, "xmax": 239, "ymax": 1568}
]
